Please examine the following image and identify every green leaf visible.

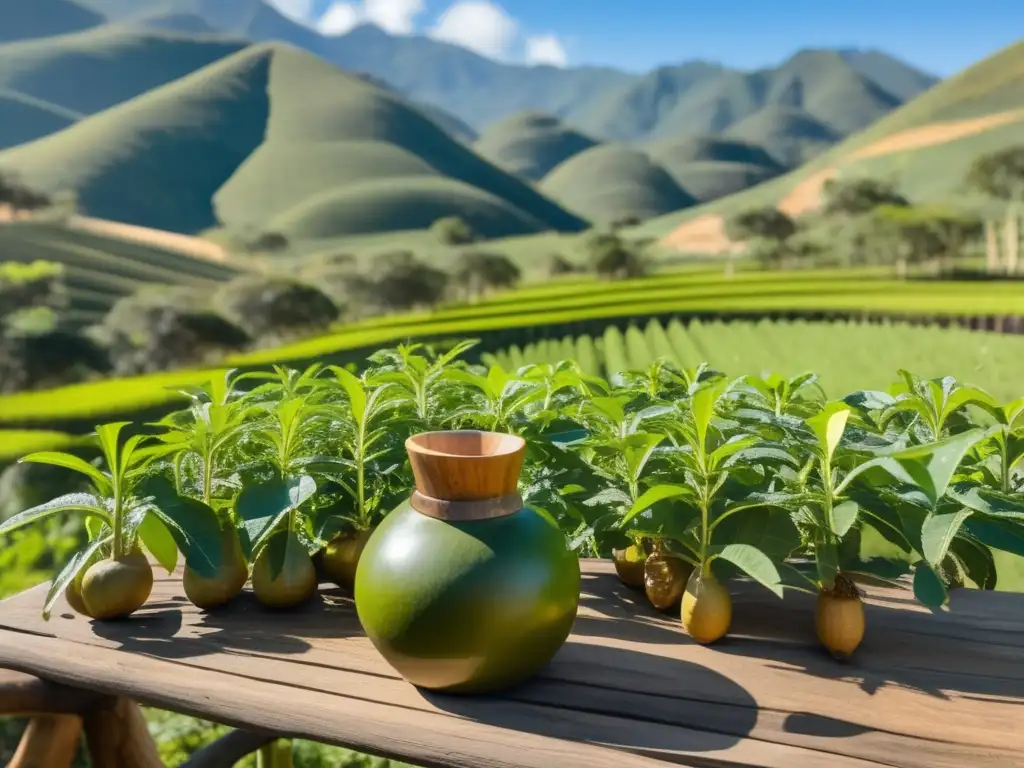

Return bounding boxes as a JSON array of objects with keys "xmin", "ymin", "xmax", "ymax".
[
  {"xmin": 691, "ymin": 381, "xmax": 723, "ymax": 450},
  {"xmin": 887, "ymin": 427, "xmax": 998, "ymax": 507},
  {"xmin": 950, "ymin": 536, "xmax": 997, "ymax": 590},
  {"xmin": 950, "ymin": 484, "xmax": 1024, "ymax": 520},
  {"xmin": 921, "ymin": 508, "xmax": 973, "ymax": 566},
  {"xmin": 832, "ymin": 499, "xmax": 859, "ymax": 538},
  {"xmin": 332, "ymin": 367, "xmax": 368, "ymax": 427},
  {"xmin": 912, "ymin": 561, "xmax": 948, "ymax": 608},
  {"xmin": 708, "ymin": 435, "xmax": 758, "ymax": 467},
  {"xmin": 708, "ymin": 543, "xmax": 783, "ymax": 598},
  {"xmin": 42, "ymin": 536, "xmax": 110, "ymax": 621},
  {"xmin": 139, "ymin": 476, "xmax": 223, "ymax": 578},
  {"xmin": 964, "ymin": 518, "xmax": 1024, "ymax": 559},
  {"xmin": 806, "ymin": 402, "xmax": 851, "ymax": 460},
  {"xmin": 621, "ymin": 484, "xmax": 687, "ymax": 526},
  {"xmin": 815, "ymin": 537, "xmax": 839, "ymax": 588},
  {"xmin": 235, "ymin": 474, "xmax": 317, "ymax": 555},
  {"xmin": 0, "ymin": 493, "xmax": 112, "ymax": 536},
  {"xmin": 138, "ymin": 512, "xmax": 179, "ymax": 574},
  {"xmin": 18, "ymin": 452, "xmax": 112, "ymax": 496},
  {"xmin": 95, "ymin": 422, "xmax": 130, "ymax": 475}
]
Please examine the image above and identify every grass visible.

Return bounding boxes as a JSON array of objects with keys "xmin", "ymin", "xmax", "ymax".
[
  {"xmin": 473, "ymin": 111, "xmax": 599, "ymax": 182},
  {"xmin": 486, "ymin": 317, "xmax": 1024, "ymax": 402},
  {"xmin": 0, "ymin": 266, "xmax": 1021, "ymax": 429}
]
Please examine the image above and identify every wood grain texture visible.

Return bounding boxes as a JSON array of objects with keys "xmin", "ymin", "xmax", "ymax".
[
  {"xmin": 82, "ymin": 696, "xmax": 162, "ymax": 768},
  {"xmin": 8, "ymin": 715, "xmax": 82, "ymax": 768},
  {"xmin": 406, "ymin": 430, "xmax": 525, "ymax": 502},
  {"xmin": 1, "ymin": 560, "xmax": 1022, "ymax": 768}
]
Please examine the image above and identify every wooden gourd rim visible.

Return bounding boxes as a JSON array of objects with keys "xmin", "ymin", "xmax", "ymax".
[{"xmin": 405, "ymin": 430, "xmax": 526, "ymax": 520}]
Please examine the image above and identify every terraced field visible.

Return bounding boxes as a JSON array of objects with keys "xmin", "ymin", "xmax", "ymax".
[
  {"xmin": 0, "ymin": 219, "xmax": 246, "ymax": 326},
  {"xmin": 484, "ymin": 317, "xmax": 1024, "ymax": 401},
  {"xmin": 0, "ymin": 265, "xmax": 1022, "ymax": 444}
]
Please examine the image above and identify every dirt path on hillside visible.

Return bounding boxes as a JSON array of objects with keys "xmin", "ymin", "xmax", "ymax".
[{"xmin": 662, "ymin": 108, "xmax": 1024, "ymax": 254}]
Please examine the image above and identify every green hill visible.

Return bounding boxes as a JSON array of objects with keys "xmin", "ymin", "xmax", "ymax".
[
  {"xmin": 639, "ymin": 39, "xmax": 1024, "ymax": 241},
  {"xmin": 0, "ymin": 89, "xmax": 80, "ymax": 150},
  {"xmin": 643, "ymin": 135, "xmax": 785, "ymax": 204},
  {"xmin": 563, "ymin": 50, "xmax": 924, "ymax": 144},
  {"xmin": 0, "ymin": 45, "xmax": 272, "ymax": 233},
  {"xmin": 0, "ymin": 24, "xmax": 245, "ymax": 117},
  {"xmin": 1, "ymin": 43, "xmax": 587, "ymax": 238},
  {"xmin": 474, "ymin": 112, "xmax": 599, "ymax": 181},
  {"xmin": 539, "ymin": 145, "xmax": 697, "ymax": 224},
  {"xmin": 0, "ymin": 0, "xmax": 102, "ymax": 44},
  {"xmin": 723, "ymin": 106, "xmax": 843, "ymax": 166}
]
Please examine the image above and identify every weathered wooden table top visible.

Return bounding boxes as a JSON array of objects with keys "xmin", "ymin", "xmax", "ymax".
[{"xmin": 1, "ymin": 560, "xmax": 1022, "ymax": 768}]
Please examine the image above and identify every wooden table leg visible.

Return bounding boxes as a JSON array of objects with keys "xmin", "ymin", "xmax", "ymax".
[
  {"xmin": 8, "ymin": 715, "xmax": 83, "ymax": 768},
  {"xmin": 81, "ymin": 696, "xmax": 162, "ymax": 768}
]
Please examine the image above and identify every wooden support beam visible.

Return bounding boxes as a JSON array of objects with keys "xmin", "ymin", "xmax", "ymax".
[
  {"xmin": 8, "ymin": 715, "xmax": 83, "ymax": 768},
  {"xmin": 0, "ymin": 670, "xmax": 100, "ymax": 716},
  {"xmin": 181, "ymin": 729, "xmax": 279, "ymax": 768},
  {"xmin": 81, "ymin": 696, "xmax": 163, "ymax": 768}
]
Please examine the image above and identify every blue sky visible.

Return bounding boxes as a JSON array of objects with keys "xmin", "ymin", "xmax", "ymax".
[{"xmin": 275, "ymin": 0, "xmax": 1023, "ymax": 76}]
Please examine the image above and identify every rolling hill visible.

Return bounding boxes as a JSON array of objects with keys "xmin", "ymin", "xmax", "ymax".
[
  {"xmin": 0, "ymin": 0, "xmax": 102, "ymax": 44},
  {"xmin": 474, "ymin": 112, "xmax": 600, "ymax": 181},
  {"xmin": 0, "ymin": 90, "xmax": 80, "ymax": 150},
  {"xmin": 723, "ymin": 106, "xmax": 842, "ymax": 166},
  {"xmin": 0, "ymin": 43, "xmax": 588, "ymax": 239},
  {"xmin": 81, "ymin": 0, "xmax": 937, "ymax": 144},
  {"xmin": 644, "ymin": 39, "xmax": 1024, "ymax": 253},
  {"xmin": 539, "ymin": 146, "xmax": 698, "ymax": 225},
  {"xmin": 0, "ymin": 24, "xmax": 246, "ymax": 119}
]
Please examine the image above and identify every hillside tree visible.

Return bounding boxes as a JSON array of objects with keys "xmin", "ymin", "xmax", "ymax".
[
  {"xmin": 821, "ymin": 177, "xmax": 909, "ymax": 217},
  {"xmin": 368, "ymin": 251, "xmax": 450, "ymax": 310},
  {"xmin": 548, "ymin": 254, "xmax": 577, "ymax": 277},
  {"xmin": 724, "ymin": 207, "xmax": 797, "ymax": 269},
  {"xmin": 431, "ymin": 216, "xmax": 475, "ymax": 245},
  {"xmin": 453, "ymin": 251, "xmax": 521, "ymax": 299},
  {"xmin": 966, "ymin": 146, "xmax": 1024, "ymax": 274},
  {"xmin": 585, "ymin": 232, "xmax": 649, "ymax": 279},
  {"xmin": 216, "ymin": 275, "xmax": 340, "ymax": 342},
  {"xmin": 0, "ymin": 171, "xmax": 50, "ymax": 213}
]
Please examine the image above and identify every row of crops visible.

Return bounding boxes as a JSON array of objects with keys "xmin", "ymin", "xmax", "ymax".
[
  {"xmin": 484, "ymin": 318, "xmax": 1024, "ymax": 402},
  {"xmin": 0, "ymin": 221, "xmax": 245, "ymax": 322},
  {"xmin": 0, "ymin": 265, "xmax": 1022, "ymax": 445}
]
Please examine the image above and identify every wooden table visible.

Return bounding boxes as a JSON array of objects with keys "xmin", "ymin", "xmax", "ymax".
[{"xmin": 1, "ymin": 560, "xmax": 1022, "ymax": 768}]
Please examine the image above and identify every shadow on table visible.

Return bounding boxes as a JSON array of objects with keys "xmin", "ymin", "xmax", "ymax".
[
  {"xmin": 88, "ymin": 584, "xmax": 364, "ymax": 659},
  {"xmin": 574, "ymin": 570, "xmax": 1024, "ymax": 703},
  {"xmin": 423, "ymin": 641, "xmax": 760, "ymax": 760}
]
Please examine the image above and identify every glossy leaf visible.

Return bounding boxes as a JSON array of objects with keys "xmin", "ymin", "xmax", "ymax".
[
  {"xmin": 42, "ymin": 536, "xmax": 110, "ymax": 621},
  {"xmin": 920, "ymin": 508, "xmax": 973, "ymax": 567},
  {"xmin": 18, "ymin": 452, "xmax": 111, "ymax": 496},
  {"xmin": 0, "ymin": 493, "xmax": 111, "ymax": 536},
  {"xmin": 832, "ymin": 499, "xmax": 859, "ymax": 538},
  {"xmin": 235, "ymin": 474, "xmax": 317, "ymax": 555},
  {"xmin": 140, "ymin": 476, "xmax": 223, "ymax": 578},
  {"xmin": 806, "ymin": 403, "xmax": 851, "ymax": 460},
  {"xmin": 912, "ymin": 561, "xmax": 948, "ymax": 609},
  {"xmin": 138, "ymin": 512, "xmax": 179, "ymax": 574},
  {"xmin": 621, "ymin": 484, "xmax": 687, "ymax": 526},
  {"xmin": 708, "ymin": 543, "xmax": 783, "ymax": 597}
]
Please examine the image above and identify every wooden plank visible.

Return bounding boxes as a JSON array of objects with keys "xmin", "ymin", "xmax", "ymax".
[{"xmin": 0, "ymin": 560, "xmax": 1021, "ymax": 768}]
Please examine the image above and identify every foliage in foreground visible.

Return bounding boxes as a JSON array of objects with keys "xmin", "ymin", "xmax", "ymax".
[{"xmin": 3, "ymin": 341, "xmax": 1023, "ymax": 618}]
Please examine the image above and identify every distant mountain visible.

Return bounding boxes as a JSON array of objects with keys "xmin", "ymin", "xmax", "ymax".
[
  {"xmin": 540, "ymin": 146, "xmax": 698, "ymax": 225},
  {"xmin": 81, "ymin": 0, "xmax": 937, "ymax": 146},
  {"xmin": 644, "ymin": 39, "xmax": 1024, "ymax": 249},
  {"xmin": 0, "ymin": 43, "xmax": 587, "ymax": 239},
  {"xmin": 0, "ymin": 0, "xmax": 103, "ymax": 43},
  {"xmin": 475, "ymin": 112, "xmax": 600, "ymax": 181},
  {"xmin": 723, "ymin": 106, "xmax": 842, "ymax": 167},
  {"xmin": 0, "ymin": 25, "xmax": 246, "ymax": 117}
]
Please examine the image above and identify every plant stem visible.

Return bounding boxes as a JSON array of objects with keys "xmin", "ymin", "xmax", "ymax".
[{"xmin": 1001, "ymin": 435, "xmax": 1011, "ymax": 493}]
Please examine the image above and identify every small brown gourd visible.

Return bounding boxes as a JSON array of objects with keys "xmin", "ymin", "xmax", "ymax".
[
  {"xmin": 815, "ymin": 573, "xmax": 865, "ymax": 659},
  {"xmin": 681, "ymin": 567, "xmax": 732, "ymax": 644},
  {"xmin": 321, "ymin": 527, "xmax": 375, "ymax": 588},
  {"xmin": 643, "ymin": 540, "xmax": 692, "ymax": 611},
  {"xmin": 80, "ymin": 552, "xmax": 154, "ymax": 621}
]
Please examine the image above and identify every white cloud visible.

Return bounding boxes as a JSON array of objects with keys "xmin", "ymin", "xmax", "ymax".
[
  {"xmin": 525, "ymin": 34, "xmax": 567, "ymax": 67},
  {"xmin": 316, "ymin": 0, "xmax": 424, "ymax": 36},
  {"xmin": 266, "ymin": 0, "xmax": 315, "ymax": 23},
  {"xmin": 318, "ymin": 2, "xmax": 362, "ymax": 34},
  {"xmin": 365, "ymin": 0, "xmax": 424, "ymax": 34},
  {"xmin": 428, "ymin": 1, "xmax": 519, "ymax": 60}
]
